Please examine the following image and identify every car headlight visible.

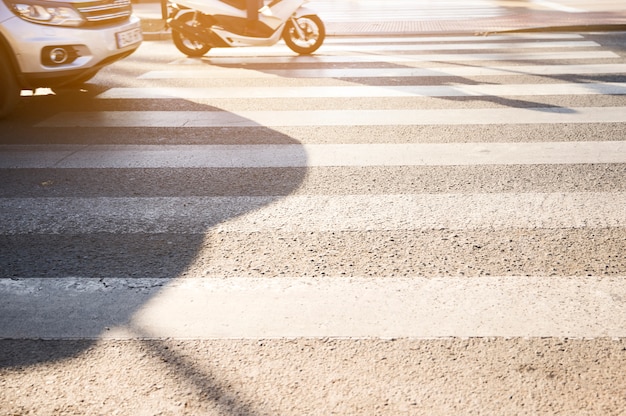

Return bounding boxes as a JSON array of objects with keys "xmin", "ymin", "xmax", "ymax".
[{"xmin": 7, "ymin": 0, "xmax": 85, "ymax": 27}]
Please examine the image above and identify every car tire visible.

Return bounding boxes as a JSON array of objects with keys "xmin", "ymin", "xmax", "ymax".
[{"xmin": 0, "ymin": 48, "xmax": 20, "ymax": 119}]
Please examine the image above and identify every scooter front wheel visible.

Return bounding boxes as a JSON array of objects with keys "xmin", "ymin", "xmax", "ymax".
[
  {"xmin": 283, "ymin": 15, "xmax": 325, "ymax": 55},
  {"xmin": 171, "ymin": 13, "xmax": 212, "ymax": 57}
]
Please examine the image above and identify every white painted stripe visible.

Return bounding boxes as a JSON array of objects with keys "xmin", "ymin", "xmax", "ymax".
[
  {"xmin": 530, "ymin": 0, "xmax": 584, "ymax": 13},
  {"xmin": 97, "ymin": 83, "xmax": 626, "ymax": 100},
  {"xmin": 1, "ymin": 193, "xmax": 624, "ymax": 234},
  {"xmin": 139, "ymin": 64, "xmax": 626, "ymax": 80},
  {"xmin": 191, "ymin": 51, "xmax": 618, "ymax": 64},
  {"xmin": 2, "ymin": 142, "xmax": 625, "ymax": 169},
  {"xmin": 327, "ymin": 40, "xmax": 601, "ymax": 51},
  {"xmin": 319, "ymin": 34, "xmax": 585, "ymax": 44},
  {"xmin": 37, "ymin": 107, "xmax": 626, "ymax": 128},
  {"xmin": 1, "ymin": 276, "xmax": 625, "ymax": 339},
  {"xmin": 313, "ymin": 1, "xmax": 506, "ymax": 21},
  {"xmin": 319, "ymin": 10, "xmax": 504, "ymax": 21},
  {"xmin": 202, "ymin": 41, "xmax": 600, "ymax": 56}
]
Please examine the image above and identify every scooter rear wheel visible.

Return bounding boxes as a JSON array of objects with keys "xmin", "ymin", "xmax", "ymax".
[
  {"xmin": 172, "ymin": 12, "xmax": 212, "ymax": 57},
  {"xmin": 283, "ymin": 14, "xmax": 325, "ymax": 55}
]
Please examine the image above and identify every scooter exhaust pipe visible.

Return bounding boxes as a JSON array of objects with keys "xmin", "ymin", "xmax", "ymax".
[
  {"xmin": 168, "ymin": 18, "xmax": 208, "ymax": 44},
  {"xmin": 169, "ymin": 16, "xmax": 230, "ymax": 48}
]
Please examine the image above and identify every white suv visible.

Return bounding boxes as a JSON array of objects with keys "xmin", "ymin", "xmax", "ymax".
[{"xmin": 0, "ymin": 0, "xmax": 142, "ymax": 118}]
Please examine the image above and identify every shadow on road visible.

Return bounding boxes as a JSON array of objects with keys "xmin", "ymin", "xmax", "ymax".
[{"xmin": 0, "ymin": 56, "xmax": 307, "ymax": 415}]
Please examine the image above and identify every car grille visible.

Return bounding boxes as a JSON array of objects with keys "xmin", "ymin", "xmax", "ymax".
[{"xmin": 75, "ymin": 0, "xmax": 133, "ymax": 26}]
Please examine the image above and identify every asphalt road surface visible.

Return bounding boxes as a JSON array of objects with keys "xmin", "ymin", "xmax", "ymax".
[{"xmin": 1, "ymin": 31, "xmax": 625, "ymax": 415}]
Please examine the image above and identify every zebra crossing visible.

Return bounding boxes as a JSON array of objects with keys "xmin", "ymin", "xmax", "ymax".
[
  {"xmin": 1, "ymin": 32, "xmax": 625, "ymax": 340},
  {"xmin": 1, "ymin": 32, "xmax": 626, "ymax": 413}
]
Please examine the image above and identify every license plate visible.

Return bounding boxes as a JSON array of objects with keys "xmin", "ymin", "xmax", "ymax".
[{"xmin": 116, "ymin": 27, "xmax": 142, "ymax": 48}]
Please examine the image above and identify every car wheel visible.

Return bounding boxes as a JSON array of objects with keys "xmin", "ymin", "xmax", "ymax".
[{"xmin": 0, "ymin": 49, "xmax": 21, "ymax": 118}]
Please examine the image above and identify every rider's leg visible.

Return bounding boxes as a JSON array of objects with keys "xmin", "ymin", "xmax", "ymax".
[
  {"xmin": 245, "ymin": 0, "xmax": 264, "ymax": 35},
  {"xmin": 246, "ymin": 0, "xmax": 263, "ymax": 21}
]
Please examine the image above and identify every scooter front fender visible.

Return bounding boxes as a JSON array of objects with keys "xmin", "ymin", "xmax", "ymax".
[{"xmin": 293, "ymin": 6, "xmax": 317, "ymax": 18}]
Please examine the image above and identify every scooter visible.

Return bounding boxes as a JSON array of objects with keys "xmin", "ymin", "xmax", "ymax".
[{"xmin": 167, "ymin": 0, "xmax": 325, "ymax": 57}]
